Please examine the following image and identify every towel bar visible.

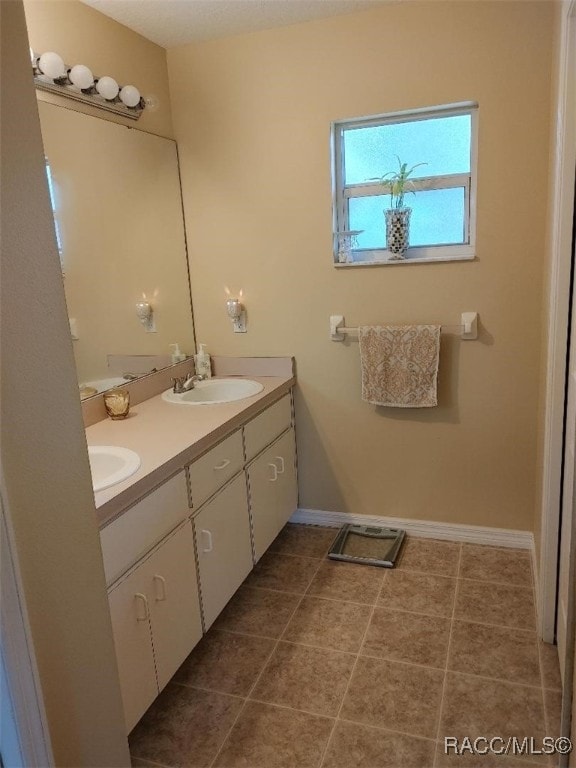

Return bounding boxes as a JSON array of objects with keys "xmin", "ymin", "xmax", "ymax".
[{"xmin": 330, "ymin": 312, "xmax": 478, "ymax": 341}]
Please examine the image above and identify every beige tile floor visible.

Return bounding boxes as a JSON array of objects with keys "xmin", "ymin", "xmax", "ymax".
[{"xmin": 129, "ymin": 525, "xmax": 563, "ymax": 768}]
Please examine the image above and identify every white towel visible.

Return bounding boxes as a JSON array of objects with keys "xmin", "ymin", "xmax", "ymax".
[{"xmin": 358, "ymin": 325, "xmax": 441, "ymax": 407}]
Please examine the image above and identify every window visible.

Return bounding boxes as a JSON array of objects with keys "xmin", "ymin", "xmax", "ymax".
[
  {"xmin": 44, "ymin": 157, "xmax": 64, "ymax": 268},
  {"xmin": 332, "ymin": 102, "xmax": 477, "ymax": 265}
]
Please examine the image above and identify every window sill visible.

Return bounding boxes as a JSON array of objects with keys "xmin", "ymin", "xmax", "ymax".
[{"xmin": 333, "ymin": 245, "xmax": 475, "ymax": 267}]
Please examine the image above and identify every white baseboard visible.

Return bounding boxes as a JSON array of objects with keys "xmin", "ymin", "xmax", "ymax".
[{"xmin": 290, "ymin": 508, "xmax": 535, "ymax": 550}]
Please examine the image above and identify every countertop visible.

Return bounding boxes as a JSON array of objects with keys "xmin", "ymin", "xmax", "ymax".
[{"xmin": 89, "ymin": 375, "xmax": 295, "ymax": 528}]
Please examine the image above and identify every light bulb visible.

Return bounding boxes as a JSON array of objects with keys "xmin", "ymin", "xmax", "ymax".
[
  {"xmin": 96, "ymin": 76, "xmax": 119, "ymax": 100},
  {"xmin": 120, "ymin": 85, "xmax": 141, "ymax": 108},
  {"xmin": 38, "ymin": 51, "xmax": 66, "ymax": 80},
  {"xmin": 69, "ymin": 64, "xmax": 94, "ymax": 90}
]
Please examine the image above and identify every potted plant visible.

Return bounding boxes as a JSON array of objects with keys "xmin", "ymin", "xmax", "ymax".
[{"xmin": 371, "ymin": 157, "xmax": 426, "ymax": 259}]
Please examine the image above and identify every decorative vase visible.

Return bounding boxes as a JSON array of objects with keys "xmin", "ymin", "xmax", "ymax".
[{"xmin": 385, "ymin": 207, "xmax": 411, "ymax": 259}]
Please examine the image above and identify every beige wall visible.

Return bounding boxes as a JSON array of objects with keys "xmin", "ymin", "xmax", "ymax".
[
  {"xmin": 1, "ymin": 1, "xmax": 129, "ymax": 765},
  {"xmin": 24, "ymin": 0, "xmax": 173, "ymax": 138},
  {"xmin": 169, "ymin": 1, "xmax": 555, "ymax": 530}
]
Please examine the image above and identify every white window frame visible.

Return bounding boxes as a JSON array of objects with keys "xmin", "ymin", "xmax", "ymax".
[{"xmin": 331, "ymin": 102, "xmax": 478, "ymax": 267}]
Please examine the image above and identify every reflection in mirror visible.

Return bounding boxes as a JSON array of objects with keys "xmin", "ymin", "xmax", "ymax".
[{"xmin": 37, "ymin": 101, "xmax": 195, "ymax": 398}]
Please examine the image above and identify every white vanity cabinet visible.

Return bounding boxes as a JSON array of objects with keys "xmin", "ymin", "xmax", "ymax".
[
  {"xmin": 247, "ymin": 427, "xmax": 298, "ymax": 561},
  {"xmin": 108, "ymin": 520, "xmax": 202, "ymax": 732},
  {"xmin": 193, "ymin": 474, "xmax": 253, "ymax": 629},
  {"xmin": 187, "ymin": 392, "xmax": 297, "ymax": 623},
  {"xmin": 100, "ymin": 384, "xmax": 298, "ymax": 735}
]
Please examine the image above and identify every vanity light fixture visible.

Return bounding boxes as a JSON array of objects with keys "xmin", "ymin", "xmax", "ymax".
[
  {"xmin": 224, "ymin": 287, "xmax": 247, "ymax": 333},
  {"xmin": 135, "ymin": 297, "xmax": 155, "ymax": 333},
  {"xmin": 31, "ymin": 50, "xmax": 146, "ymax": 121}
]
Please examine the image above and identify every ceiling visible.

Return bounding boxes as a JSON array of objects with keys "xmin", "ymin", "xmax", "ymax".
[{"xmin": 80, "ymin": 0, "xmax": 385, "ymax": 48}]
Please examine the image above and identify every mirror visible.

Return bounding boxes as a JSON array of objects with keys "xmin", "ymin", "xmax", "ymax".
[{"xmin": 37, "ymin": 100, "xmax": 195, "ymax": 397}]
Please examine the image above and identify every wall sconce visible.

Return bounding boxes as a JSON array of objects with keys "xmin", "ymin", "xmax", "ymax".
[
  {"xmin": 225, "ymin": 288, "xmax": 247, "ymax": 333},
  {"xmin": 135, "ymin": 298, "xmax": 155, "ymax": 332},
  {"xmin": 31, "ymin": 50, "xmax": 146, "ymax": 121}
]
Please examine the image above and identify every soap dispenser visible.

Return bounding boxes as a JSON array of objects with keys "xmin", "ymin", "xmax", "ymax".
[
  {"xmin": 195, "ymin": 344, "xmax": 212, "ymax": 379},
  {"xmin": 170, "ymin": 343, "xmax": 186, "ymax": 364}
]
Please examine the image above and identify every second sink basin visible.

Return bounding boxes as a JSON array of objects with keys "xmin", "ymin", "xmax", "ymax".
[
  {"xmin": 162, "ymin": 377, "xmax": 264, "ymax": 405},
  {"xmin": 88, "ymin": 445, "xmax": 141, "ymax": 492}
]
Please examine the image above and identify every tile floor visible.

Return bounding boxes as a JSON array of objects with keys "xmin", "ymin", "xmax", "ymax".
[{"xmin": 129, "ymin": 525, "xmax": 563, "ymax": 768}]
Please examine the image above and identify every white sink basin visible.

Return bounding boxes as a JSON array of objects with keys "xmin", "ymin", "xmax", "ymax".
[
  {"xmin": 162, "ymin": 378, "xmax": 264, "ymax": 405},
  {"xmin": 88, "ymin": 445, "xmax": 141, "ymax": 492}
]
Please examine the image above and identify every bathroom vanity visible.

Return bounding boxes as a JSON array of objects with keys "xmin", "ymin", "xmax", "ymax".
[{"xmin": 90, "ymin": 365, "xmax": 297, "ymax": 732}]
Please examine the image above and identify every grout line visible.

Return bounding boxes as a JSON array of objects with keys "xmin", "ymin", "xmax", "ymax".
[
  {"xmin": 208, "ymin": 553, "xmax": 327, "ymax": 768},
  {"xmin": 262, "ymin": 550, "xmax": 324, "ymax": 562},
  {"xmin": 446, "ymin": 668, "xmax": 548, "ymax": 692},
  {"xmin": 449, "ymin": 615, "xmax": 538, "ymax": 633},
  {"xmin": 441, "ymin": 667, "xmax": 544, "ymax": 692},
  {"xmin": 398, "ymin": 564, "xmax": 533, "ymax": 590},
  {"xmin": 336, "ymin": 715, "xmax": 438, "ymax": 744},
  {"xmin": 358, "ymin": 649, "xmax": 451, "ymax": 674},
  {"xmin": 247, "ymin": 694, "xmax": 339, "ymax": 720},
  {"xmin": 210, "ymin": 626, "xmax": 281, "ymax": 641},
  {"xmin": 397, "ymin": 566, "xmax": 460, "ymax": 578},
  {"xmin": 314, "ymin": 575, "xmax": 385, "ymax": 768},
  {"xmin": 285, "ymin": 590, "xmax": 377, "ymax": 608},
  {"xmin": 433, "ymin": 542, "xmax": 462, "ymax": 768},
  {"xmin": 170, "ymin": 680, "xmax": 246, "ymax": 700},
  {"xmin": 217, "ymin": 696, "xmax": 335, "ymax": 723},
  {"xmin": 457, "ymin": 575, "xmax": 535, "ymax": 591},
  {"xmin": 304, "ymin": 589, "xmax": 379, "ymax": 606},
  {"xmin": 243, "ymin": 584, "xmax": 310, "ymax": 597},
  {"xmin": 272, "ymin": 637, "xmax": 358, "ymax": 656},
  {"xmin": 129, "ymin": 755, "xmax": 173, "ymax": 768},
  {"xmin": 371, "ymin": 603, "xmax": 457, "ymax": 621},
  {"xmin": 227, "ymin": 586, "xmax": 537, "ymax": 632}
]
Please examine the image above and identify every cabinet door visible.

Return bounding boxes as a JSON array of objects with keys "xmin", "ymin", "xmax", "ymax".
[
  {"xmin": 194, "ymin": 474, "xmax": 253, "ymax": 630},
  {"xmin": 247, "ymin": 428, "xmax": 297, "ymax": 562},
  {"xmin": 108, "ymin": 566, "xmax": 158, "ymax": 733},
  {"xmin": 273, "ymin": 427, "xmax": 298, "ymax": 529},
  {"xmin": 145, "ymin": 522, "xmax": 203, "ymax": 692}
]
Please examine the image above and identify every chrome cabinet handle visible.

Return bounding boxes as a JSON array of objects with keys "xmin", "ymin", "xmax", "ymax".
[
  {"xmin": 153, "ymin": 574, "xmax": 167, "ymax": 601},
  {"xmin": 274, "ymin": 456, "xmax": 285, "ymax": 474},
  {"xmin": 201, "ymin": 529, "xmax": 213, "ymax": 553},
  {"xmin": 213, "ymin": 459, "xmax": 231, "ymax": 471},
  {"xmin": 268, "ymin": 463, "xmax": 278, "ymax": 482},
  {"xmin": 135, "ymin": 593, "xmax": 149, "ymax": 621}
]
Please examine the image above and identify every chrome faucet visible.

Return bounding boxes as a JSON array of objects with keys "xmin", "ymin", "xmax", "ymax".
[{"xmin": 172, "ymin": 373, "xmax": 205, "ymax": 394}]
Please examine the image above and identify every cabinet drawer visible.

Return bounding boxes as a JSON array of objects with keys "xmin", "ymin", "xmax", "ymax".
[
  {"xmin": 243, "ymin": 394, "xmax": 292, "ymax": 462},
  {"xmin": 100, "ymin": 472, "xmax": 188, "ymax": 587},
  {"xmin": 188, "ymin": 430, "xmax": 244, "ymax": 509}
]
